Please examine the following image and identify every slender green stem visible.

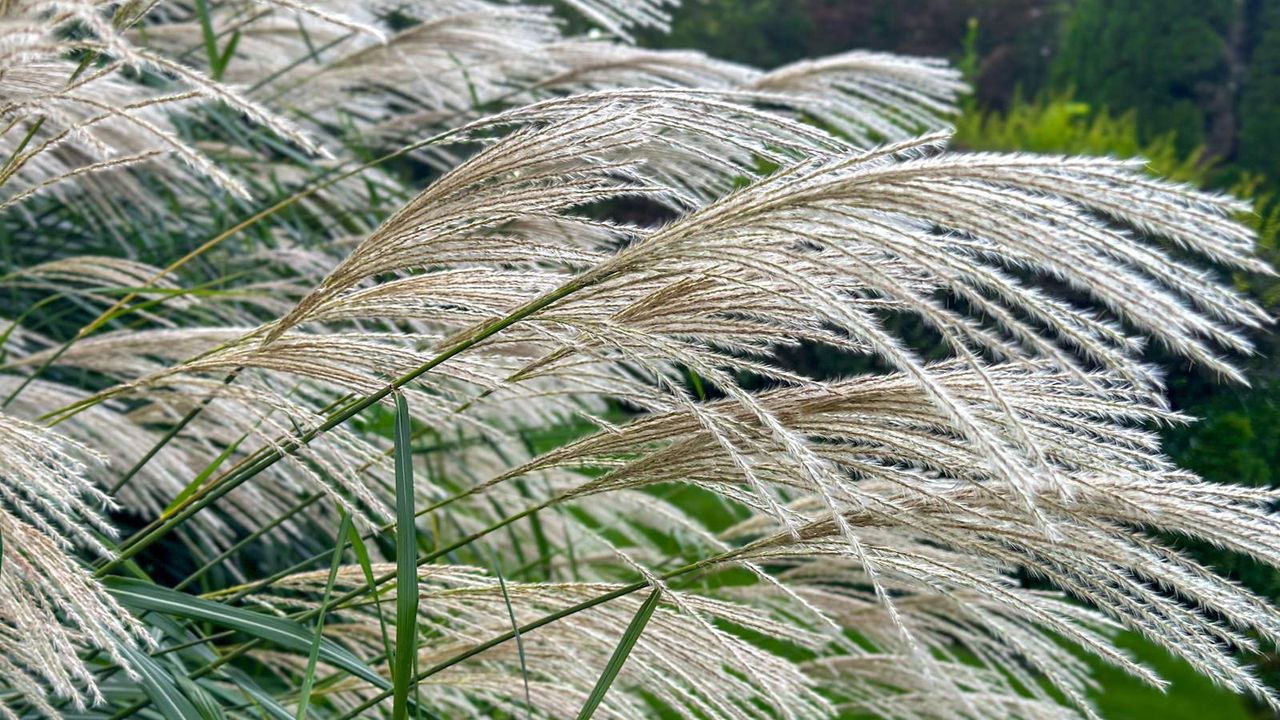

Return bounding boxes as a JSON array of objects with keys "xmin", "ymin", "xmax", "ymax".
[
  {"xmin": 91, "ymin": 442, "xmax": 277, "ymax": 571},
  {"xmin": 206, "ymin": 487, "xmax": 488, "ymax": 603},
  {"xmin": 332, "ymin": 558, "xmax": 717, "ymax": 720},
  {"xmin": 94, "ymin": 382, "xmax": 353, "ymax": 572},
  {"xmin": 173, "ymin": 492, "xmax": 322, "ymax": 591},
  {"xmin": 0, "ymin": 338, "xmax": 71, "ymax": 408},
  {"xmin": 105, "ymin": 698, "xmax": 145, "ymax": 719},
  {"xmin": 172, "ymin": 414, "xmax": 474, "ymax": 590},
  {"xmin": 113, "ymin": 496, "xmax": 560, "ymax": 717},
  {"xmin": 95, "ymin": 279, "xmax": 588, "ymax": 577},
  {"xmin": 110, "ymin": 368, "xmax": 243, "ymax": 495},
  {"xmin": 148, "ymin": 630, "xmax": 238, "ymax": 658},
  {"xmin": 0, "ymin": 118, "xmax": 45, "ymax": 180}
]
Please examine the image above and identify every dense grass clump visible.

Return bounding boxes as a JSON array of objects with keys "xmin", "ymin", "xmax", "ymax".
[{"xmin": 0, "ymin": 2, "xmax": 1276, "ymax": 719}]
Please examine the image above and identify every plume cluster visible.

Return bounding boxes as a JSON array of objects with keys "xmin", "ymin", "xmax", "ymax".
[
  {"xmin": 0, "ymin": 0, "xmax": 1277, "ymax": 718},
  {"xmin": 0, "ymin": 414, "xmax": 144, "ymax": 717}
]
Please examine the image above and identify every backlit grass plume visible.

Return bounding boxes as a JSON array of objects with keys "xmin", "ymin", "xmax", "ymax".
[{"xmin": 0, "ymin": 0, "xmax": 1276, "ymax": 718}]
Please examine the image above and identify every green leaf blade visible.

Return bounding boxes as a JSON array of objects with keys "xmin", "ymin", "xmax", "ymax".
[
  {"xmin": 119, "ymin": 644, "xmax": 206, "ymax": 720},
  {"xmin": 296, "ymin": 512, "xmax": 353, "ymax": 720},
  {"xmin": 392, "ymin": 392, "xmax": 420, "ymax": 720},
  {"xmin": 576, "ymin": 587, "xmax": 663, "ymax": 720},
  {"xmin": 105, "ymin": 577, "xmax": 388, "ymax": 691}
]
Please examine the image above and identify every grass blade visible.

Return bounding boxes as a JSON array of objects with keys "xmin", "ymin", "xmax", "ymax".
[
  {"xmin": 491, "ymin": 554, "xmax": 532, "ymax": 718},
  {"xmin": 106, "ymin": 577, "xmax": 388, "ymax": 691},
  {"xmin": 576, "ymin": 586, "xmax": 663, "ymax": 720},
  {"xmin": 296, "ymin": 512, "xmax": 353, "ymax": 719},
  {"xmin": 193, "ymin": 0, "xmax": 221, "ymax": 78},
  {"xmin": 347, "ymin": 519, "xmax": 394, "ymax": 663},
  {"xmin": 216, "ymin": 30, "xmax": 242, "ymax": 78},
  {"xmin": 120, "ymin": 643, "xmax": 205, "ymax": 719},
  {"xmin": 161, "ymin": 430, "xmax": 248, "ymax": 516},
  {"xmin": 147, "ymin": 613, "xmax": 294, "ymax": 720},
  {"xmin": 94, "ymin": 280, "xmax": 585, "ymax": 576},
  {"xmin": 392, "ymin": 392, "xmax": 420, "ymax": 720},
  {"xmin": 177, "ymin": 675, "xmax": 229, "ymax": 720}
]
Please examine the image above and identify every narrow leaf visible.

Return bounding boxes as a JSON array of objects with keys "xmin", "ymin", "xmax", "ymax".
[
  {"xmin": 296, "ymin": 512, "xmax": 352, "ymax": 719},
  {"xmin": 105, "ymin": 577, "xmax": 389, "ymax": 690},
  {"xmin": 392, "ymin": 392, "xmax": 420, "ymax": 720},
  {"xmin": 162, "ymin": 431, "xmax": 248, "ymax": 516},
  {"xmin": 216, "ymin": 30, "xmax": 241, "ymax": 77},
  {"xmin": 120, "ymin": 644, "xmax": 205, "ymax": 720},
  {"xmin": 193, "ymin": 0, "xmax": 221, "ymax": 78},
  {"xmin": 491, "ymin": 554, "xmax": 531, "ymax": 718},
  {"xmin": 576, "ymin": 587, "xmax": 663, "ymax": 720},
  {"xmin": 347, "ymin": 521, "xmax": 394, "ymax": 663},
  {"xmin": 176, "ymin": 675, "xmax": 229, "ymax": 720},
  {"xmin": 147, "ymin": 613, "xmax": 294, "ymax": 720}
]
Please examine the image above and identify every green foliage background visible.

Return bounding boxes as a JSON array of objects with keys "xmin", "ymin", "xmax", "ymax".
[
  {"xmin": 1054, "ymin": 0, "xmax": 1232, "ymax": 155},
  {"xmin": 1239, "ymin": 0, "xmax": 1280, "ymax": 179}
]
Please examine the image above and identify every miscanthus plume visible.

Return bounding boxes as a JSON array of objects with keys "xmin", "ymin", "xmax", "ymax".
[{"xmin": 0, "ymin": 1, "xmax": 1276, "ymax": 718}]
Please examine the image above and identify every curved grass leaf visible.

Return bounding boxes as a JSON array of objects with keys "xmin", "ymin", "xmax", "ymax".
[
  {"xmin": 105, "ymin": 577, "xmax": 388, "ymax": 690},
  {"xmin": 161, "ymin": 432, "xmax": 248, "ymax": 517},
  {"xmin": 176, "ymin": 675, "xmax": 229, "ymax": 720},
  {"xmin": 119, "ymin": 644, "xmax": 204, "ymax": 720},
  {"xmin": 147, "ymin": 613, "xmax": 294, "ymax": 720}
]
